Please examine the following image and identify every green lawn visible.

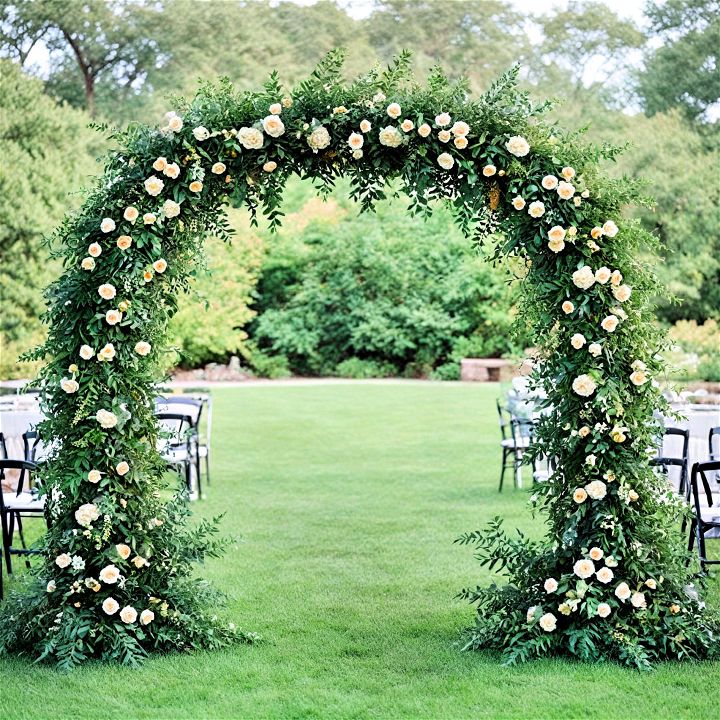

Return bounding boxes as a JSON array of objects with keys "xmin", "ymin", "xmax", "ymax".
[{"xmin": 0, "ymin": 382, "xmax": 717, "ymax": 719}]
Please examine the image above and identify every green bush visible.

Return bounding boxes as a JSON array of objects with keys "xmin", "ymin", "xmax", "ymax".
[
  {"xmin": 251, "ymin": 186, "xmax": 526, "ymax": 377},
  {"xmin": 664, "ymin": 319, "xmax": 720, "ymax": 381},
  {"xmin": 249, "ymin": 350, "xmax": 291, "ymax": 379}
]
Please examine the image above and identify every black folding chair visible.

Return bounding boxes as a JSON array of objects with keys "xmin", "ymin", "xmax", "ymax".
[
  {"xmin": 651, "ymin": 427, "xmax": 690, "ymax": 498},
  {"xmin": 156, "ymin": 395, "xmax": 206, "ymax": 490},
  {"xmin": 688, "ymin": 460, "xmax": 720, "ymax": 573},
  {"xmin": 155, "ymin": 412, "xmax": 198, "ymax": 499},
  {"xmin": 22, "ymin": 430, "xmax": 46, "ymax": 464},
  {"xmin": 0, "ymin": 459, "xmax": 45, "ymax": 598},
  {"xmin": 496, "ymin": 399, "xmax": 528, "ymax": 492}
]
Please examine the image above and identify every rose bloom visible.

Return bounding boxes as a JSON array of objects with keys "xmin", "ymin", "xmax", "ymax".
[
  {"xmin": 359, "ymin": 119, "xmax": 372, "ymax": 133},
  {"xmin": 512, "ymin": 196, "xmax": 526, "ymax": 211},
  {"xmin": 574, "ymin": 558, "xmax": 596, "ymax": 579},
  {"xmin": 168, "ymin": 114, "xmax": 183, "ymax": 132},
  {"xmin": 46, "ymin": 580, "xmax": 56, "ymax": 592},
  {"xmin": 561, "ymin": 300, "xmax": 574, "ymax": 314},
  {"xmin": 602, "ymin": 220, "xmax": 619, "ymax": 237},
  {"xmin": 437, "ymin": 152, "xmax": 454, "ymax": 170},
  {"xmin": 98, "ymin": 283, "xmax": 116, "ymax": 300},
  {"xmin": 102, "ymin": 597, "xmax": 120, "ymax": 615},
  {"xmin": 595, "ymin": 267, "xmax": 611, "ymax": 284},
  {"xmin": 117, "ymin": 235, "xmax": 132, "ymax": 250},
  {"xmin": 590, "ymin": 226, "xmax": 604, "ymax": 240},
  {"xmin": 61, "ymin": 378, "xmax": 79, "ymax": 394},
  {"xmin": 601, "ymin": 315, "xmax": 619, "ymax": 332},
  {"xmin": 120, "ymin": 606, "xmax": 138, "ymax": 624},
  {"xmin": 164, "ymin": 162, "xmax": 181, "ymax": 179},
  {"xmin": 547, "ymin": 225, "xmax": 566, "ymax": 244},
  {"xmin": 193, "ymin": 126, "xmax": 209, "ymax": 141},
  {"xmin": 605, "ymin": 556, "xmax": 618, "ymax": 568},
  {"xmin": 597, "ymin": 603, "xmax": 612, "ymax": 618},
  {"xmin": 96, "ymin": 409, "xmax": 118, "ymax": 429},
  {"xmin": 261, "ymin": 161, "xmax": 277, "ymax": 173},
  {"xmin": 574, "ymin": 196, "xmax": 582, "ymax": 207},
  {"xmin": 124, "ymin": 206, "xmax": 139, "ymax": 223},
  {"xmin": 454, "ymin": 136, "xmax": 468, "ymax": 149},
  {"xmin": 528, "ymin": 201, "xmax": 545, "ymax": 218},
  {"xmin": 99, "ymin": 564, "xmax": 121, "ymax": 584},
  {"xmin": 417, "ymin": 123, "xmax": 431, "ymax": 137},
  {"xmin": 140, "ymin": 609, "xmax": 155, "ymax": 625},
  {"xmin": 505, "ymin": 135, "xmax": 530, "ymax": 157},
  {"xmin": 386, "ymin": 102, "xmax": 401, "ymax": 119},
  {"xmin": 567, "ymin": 226, "xmax": 578, "ymax": 238},
  {"xmin": 81, "ymin": 257, "xmax": 96, "ymax": 271},
  {"xmin": 105, "ymin": 309, "xmax": 122, "ymax": 326},
  {"xmin": 435, "ymin": 112, "xmax": 451, "ymax": 126},
  {"xmin": 544, "ymin": 578, "xmax": 558, "ymax": 593},
  {"xmin": 379, "ymin": 126, "xmax": 403, "ymax": 148},
  {"xmin": 75, "ymin": 502, "xmax": 100, "ymax": 527},
  {"xmin": 116, "ymin": 461, "xmax": 130, "ymax": 476},
  {"xmin": 152, "ymin": 157, "xmax": 167, "ymax": 172},
  {"xmin": 610, "ymin": 270, "xmax": 623, "ymax": 286},
  {"xmin": 88, "ymin": 243, "xmax": 102, "ymax": 258},
  {"xmin": 612, "ymin": 284, "xmax": 632, "ymax": 302},
  {"xmin": 630, "ymin": 370, "xmax": 648, "ymax": 386},
  {"xmin": 144, "ymin": 175, "xmax": 164, "ymax": 196},
  {"xmin": 573, "ymin": 487, "xmax": 588, "ymax": 503},
  {"xmin": 153, "ymin": 258, "xmax": 168, "ymax": 274},
  {"xmin": 586, "ymin": 480, "xmax": 607, "ymax": 500},
  {"xmin": 80, "ymin": 344, "xmax": 94, "ymax": 360},
  {"xmin": 561, "ymin": 166, "xmax": 576, "ymax": 179},
  {"xmin": 451, "ymin": 121, "xmax": 470, "ymax": 137},
  {"xmin": 55, "ymin": 553, "xmax": 71, "ymax": 568},
  {"xmin": 480, "ymin": 164, "xmax": 496, "ymax": 177},
  {"xmin": 539, "ymin": 613, "xmax": 557, "ymax": 632},
  {"xmin": 631, "ymin": 591, "xmax": 647, "ymax": 609},
  {"xmin": 596, "ymin": 567, "xmax": 614, "ymax": 584},
  {"xmin": 98, "ymin": 343, "xmax": 115, "ymax": 361},
  {"xmin": 268, "ymin": 102, "xmax": 282, "ymax": 115},
  {"xmin": 572, "ymin": 374, "xmax": 596, "ymax": 397},
  {"xmin": 646, "ymin": 578, "xmax": 657, "ymax": 590},
  {"xmin": 541, "ymin": 175, "xmax": 558, "ymax": 190},
  {"xmin": 572, "ymin": 265, "xmax": 595, "ymax": 290},
  {"xmin": 610, "ymin": 427, "xmax": 627, "ymax": 443},
  {"xmin": 587, "ymin": 239, "xmax": 600, "ymax": 252},
  {"xmin": 262, "ymin": 114, "xmax": 285, "ymax": 138},
  {"xmin": 557, "ymin": 181, "xmax": 575, "ymax": 200},
  {"xmin": 143, "ymin": 270, "xmax": 153, "ymax": 283},
  {"xmin": 628, "ymin": 489, "xmax": 639, "ymax": 501},
  {"xmin": 570, "ymin": 333, "xmax": 586, "ymax": 349},
  {"xmin": 579, "ymin": 426, "xmax": 590, "ymax": 437},
  {"xmin": 132, "ymin": 556, "xmax": 147, "ymax": 569},
  {"xmin": 189, "ymin": 180, "xmax": 203, "ymax": 193},
  {"xmin": 438, "ymin": 129, "xmax": 451, "ymax": 143},
  {"xmin": 134, "ymin": 341, "xmax": 152, "ymax": 356},
  {"xmin": 588, "ymin": 343, "xmax": 602, "ymax": 358},
  {"xmin": 100, "ymin": 217, "xmax": 116, "ymax": 234},
  {"xmin": 116, "ymin": 543, "xmax": 131, "ymax": 559},
  {"xmin": 589, "ymin": 547, "xmax": 604, "ymax": 561},
  {"xmin": 632, "ymin": 359, "xmax": 646, "ymax": 371},
  {"xmin": 87, "ymin": 469, "xmax": 101, "ymax": 483},
  {"xmin": 548, "ymin": 237, "xmax": 565, "ymax": 253},
  {"xmin": 211, "ymin": 162, "xmax": 226, "ymax": 174},
  {"xmin": 347, "ymin": 132, "xmax": 364, "ymax": 150},
  {"xmin": 163, "ymin": 199, "xmax": 181, "ymax": 218},
  {"xmin": 307, "ymin": 125, "xmax": 331, "ymax": 152},
  {"xmin": 143, "ymin": 212, "xmax": 157, "ymax": 225}
]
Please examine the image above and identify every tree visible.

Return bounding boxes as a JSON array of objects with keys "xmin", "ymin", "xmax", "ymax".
[{"xmin": 638, "ymin": 0, "xmax": 720, "ymax": 122}]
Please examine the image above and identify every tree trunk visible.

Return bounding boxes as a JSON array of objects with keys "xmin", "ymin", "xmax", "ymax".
[{"xmin": 84, "ymin": 71, "xmax": 95, "ymax": 117}]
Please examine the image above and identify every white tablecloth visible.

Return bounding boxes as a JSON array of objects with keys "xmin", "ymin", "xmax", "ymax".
[{"xmin": 1, "ymin": 410, "xmax": 44, "ymax": 460}]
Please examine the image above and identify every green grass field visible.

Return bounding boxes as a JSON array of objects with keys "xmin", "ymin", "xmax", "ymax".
[{"xmin": 0, "ymin": 382, "xmax": 717, "ymax": 719}]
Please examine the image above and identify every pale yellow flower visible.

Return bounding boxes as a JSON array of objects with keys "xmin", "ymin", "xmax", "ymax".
[
  {"xmin": 163, "ymin": 162, "xmax": 181, "ymax": 179},
  {"xmin": 601, "ymin": 315, "xmax": 619, "ymax": 332},
  {"xmin": 153, "ymin": 258, "xmax": 167, "ymax": 274},
  {"xmin": 386, "ymin": 102, "xmax": 401, "ymax": 119},
  {"xmin": 359, "ymin": 119, "xmax": 372, "ymax": 133},
  {"xmin": 483, "ymin": 165, "xmax": 496, "ymax": 177},
  {"xmin": 88, "ymin": 243, "xmax": 102, "ymax": 258},
  {"xmin": 417, "ymin": 123, "xmax": 431, "ymax": 138},
  {"xmin": 528, "ymin": 201, "xmax": 545, "ymax": 218},
  {"xmin": 541, "ymin": 175, "xmax": 558, "ymax": 190},
  {"xmin": 211, "ymin": 162, "xmax": 226, "ymax": 174},
  {"xmin": 347, "ymin": 132, "xmax": 364, "ymax": 150},
  {"xmin": 511, "ymin": 196, "xmax": 526, "ymax": 211},
  {"xmin": 116, "ymin": 461, "xmax": 130, "ymax": 476},
  {"xmin": 152, "ymin": 157, "xmax": 167, "ymax": 172},
  {"xmin": 262, "ymin": 115, "xmax": 285, "ymax": 138},
  {"xmin": 117, "ymin": 235, "xmax": 132, "ymax": 250},
  {"xmin": 100, "ymin": 217, "xmax": 116, "ymax": 233},
  {"xmin": 561, "ymin": 300, "xmax": 574, "ymax": 314},
  {"xmin": 189, "ymin": 181, "xmax": 203, "ymax": 193},
  {"xmin": 437, "ymin": 152, "xmax": 454, "ymax": 170},
  {"xmin": 453, "ymin": 136, "xmax": 468, "ymax": 149},
  {"xmin": 120, "ymin": 606, "xmax": 138, "ymax": 623},
  {"xmin": 102, "ymin": 597, "xmax": 120, "ymax": 615}
]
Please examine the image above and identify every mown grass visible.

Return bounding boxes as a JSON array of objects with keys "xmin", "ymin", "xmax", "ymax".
[{"xmin": 0, "ymin": 382, "xmax": 717, "ymax": 719}]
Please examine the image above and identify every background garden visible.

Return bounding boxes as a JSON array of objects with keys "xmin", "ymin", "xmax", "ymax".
[{"xmin": 1, "ymin": 0, "xmax": 718, "ymax": 382}]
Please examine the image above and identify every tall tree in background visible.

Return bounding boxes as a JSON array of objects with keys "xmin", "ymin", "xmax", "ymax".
[{"xmin": 638, "ymin": 0, "xmax": 720, "ymax": 123}]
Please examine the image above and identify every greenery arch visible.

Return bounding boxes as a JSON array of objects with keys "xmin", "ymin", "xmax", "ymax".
[{"xmin": 1, "ymin": 52, "xmax": 716, "ymax": 669}]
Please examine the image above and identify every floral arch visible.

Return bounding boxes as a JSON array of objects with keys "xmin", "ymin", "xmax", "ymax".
[{"xmin": 1, "ymin": 52, "xmax": 716, "ymax": 669}]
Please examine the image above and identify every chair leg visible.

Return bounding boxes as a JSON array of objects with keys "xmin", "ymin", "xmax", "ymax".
[
  {"xmin": 1, "ymin": 509, "xmax": 13, "ymax": 576},
  {"xmin": 499, "ymin": 449, "xmax": 508, "ymax": 492},
  {"xmin": 16, "ymin": 515, "xmax": 31, "ymax": 569},
  {"xmin": 204, "ymin": 451, "xmax": 210, "ymax": 485}
]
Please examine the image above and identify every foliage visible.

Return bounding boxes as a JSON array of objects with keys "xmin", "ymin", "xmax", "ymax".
[
  {"xmin": 0, "ymin": 59, "xmax": 100, "ymax": 380},
  {"xmin": 665, "ymin": 319, "xmax": 720, "ymax": 381},
  {"xmin": 251, "ymin": 193, "xmax": 522, "ymax": 377},
  {"xmin": 2, "ymin": 51, "xmax": 717, "ymax": 670}
]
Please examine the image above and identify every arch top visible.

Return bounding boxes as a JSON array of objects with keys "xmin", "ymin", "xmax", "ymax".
[{"xmin": 2, "ymin": 50, "xmax": 716, "ymax": 669}]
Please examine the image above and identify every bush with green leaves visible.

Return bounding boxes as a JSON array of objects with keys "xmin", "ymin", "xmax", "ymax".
[
  {"xmin": 251, "ymin": 195, "xmax": 523, "ymax": 377},
  {"xmin": 2, "ymin": 51, "xmax": 717, "ymax": 669}
]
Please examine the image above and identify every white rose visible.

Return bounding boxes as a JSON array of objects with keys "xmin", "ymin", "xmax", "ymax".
[
  {"xmin": 544, "ymin": 578, "xmax": 558, "ymax": 593},
  {"xmin": 435, "ymin": 112, "xmax": 451, "ymax": 127},
  {"xmin": 211, "ymin": 162, "xmax": 226, "ymax": 175},
  {"xmin": 105, "ymin": 309, "xmax": 122, "ymax": 326},
  {"xmin": 572, "ymin": 374, "xmax": 596, "ymax": 397},
  {"xmin": 572, "ymin": 266, "xmax": 595, "ymax": 290},
  {"xmin": 557, "ymin": 181, "xmax": 575, "ymax": 199},
  {"xmin": 588, "ymin": 343, "xmax": 602, "ymax": 357},
  {"xmin": 307, "ymin": 125, "xmax": 331, "ymax": 153},
  {"xmin": 589, "ymin": 547, "xmax": 604, "ymax": 561},
  {"xmin": 597, "ymin": 603, "xmax": 612, "ymax": 618},
  {"xmin": 55, "ymin": 553, "xmax": 71, "ymax": 568},
  {"xmin": 98, "ymin": 283, "xmax": 116, "ymax": 300},
  {"xmin": 526, "ymin": 606, "xmax": 538, "ymax": 623},
  {"xmin": 135, "ymin": 341, "xmax": 152, "ymax": 356},
  {"xmin": 74, "ymin": 502, "xmax": 100, "ymax": 527},
  {"xmin": 417, "ymin": 123, "xmax": 431, "ymax": 138},
  {"xmin": 378, "ymin": 126, "xmax": 403, "ymax": 148},
  {"xmin": 596, "ymin": 567, "xmax": 614, "ymax": 584},
  {"xmin": 615, "ymin": 582, "xmax": 631, "ymax": 601},
  {"xmin": 96, "ymin": 409, "xmax": 118, "ymax": 429},
  {"xmin": 528, "ymin": 201, "xmax": 545, "ymax": 218},
  {"xmin": 124, "ymin": 206, "xmax": 139, "ymax": 223},
  {"xmin": 631, "ymin": 359, "xmax": 646, "ymax": 371},
  {"xmin": 541, "ymin": 175, "xmax": 558, "ymax": 190},
  {"xmin": 438, "ymin": 129, "xmax": 452, "ymax": 143},
  {"xmin": 601, "ymin": 315, "xmax": 619, "ymax": 332},
  {"xmin": 262, "ymin": 115, "xmax": 285, "ymax": 138},
  {"xmin": 269, "ymin": 102, "xmax": 282, "ymax": 115},
  {"xmin": 87, "ymin": 469, "xmax": 101, "ymax": 483},
  {"xmin": 386, "ymin": 102, "xmax": 401, "ymax": 119},
  {"xmin": 167, "ymin": 114, "xmax": 183, "ymax": 132},
  {"xmin": 573, "ymin": 558, "xmax": 596, "ymax": 579},
  {"xmin": 359, "ymin": 119, "xmax": 372, "ymax": 133},
  {"xmin": 505, "ymin": 135, "xmax": 530, "ymax": 157},
  {"xmin": 437, "ymin": 152, "xmax": 454, "ymax": 170},
  {"xmin": 193, "ymin": 126, "xmax": 209, "ymax": 141},
  {"xmin": 401, "ymin": 119, "xmax": 414, "ymax": 133},
  {"xmin": 163, "ymin": 199, "xmax": 181, "ymax": 218},
  {"xmin": 352, "ymin": 149, "xmax": 363, "ymax": 159},
  {"xmin": 347, "ymin": 132, "xmax": 364, "ymax": 150},
  {"xmin": 163, "ymin": 162, "xmax": 180, "ymax": 179},
  {"xmin": 631, "ymin": 591, "xmax": 647, "ymax": 609},
  {"xmin": 602, "ymin": 220, "xmax": 619, "ymax": 237},
  {"xmin": 116, "ymin": 461, "xmax": 130, "ymax": 476},
  {"xmin": 144, "ymin": 175, "xmax": 164, "ymax": 196},
  {"xmin": 140, "ymin": 609, "xmax": 155, "ymax": 625},
  {"xmin": 595, "ymin": 267, "xmax": 611, "ymax": 284},
  {"xmin": 585, "ymin": 480, "xmax": 607, "ymax": 500},
  {"xmin": 238, "ymin": 126, "xmax": 264, "ymax": 149},
  {"xmin": 99, "ymin": 564, "xmax": 121, "ymax": 584},
  {"xmin": 61, "ymin": 378, "xmax": 79, "ymax": 394},
  {"xmin": 561, "ymin": 166, "xmax": 576, "ymax": 179},
  {"xmin": 630, "ymin": 370, "xmax": 648, "ymax": 386},
  {"xmin": 102, "ymin": 597, "xmax": 120, "ymax": 615},
  {"xmin": 612, "ymin": 284, "xmax": 632, "ymax": 302},
  {"xmin": 100, "ymin": 218, "xmax": 116, "ymax": 233},
  {"xmin": 120, "ymin": 606, "xmax": 138, "ymax": 624},
  {"xmin": 512, "ymin": 196, "xmax": 526, "ymax": 210},
  {"xmin": 81, "ymin": 257, "xmax": 96, "ymax": 271},
  {"xmin": 451, "ymin": 121, "xmax": 470, "ymax": 137},
  {"xmin": 539, "ymin": 612, "xmax": 557, "ymax": 632},
  {"xmin": 79, "ymin": 345, "xmax": 94, "ymax": 360},
  {"xmin": 610, "ymin": 270, "xmax": 623, "ymax": 286},
  {"xmin": 570, "ymin": 333, "xmax": 586, "ymax": 349}
]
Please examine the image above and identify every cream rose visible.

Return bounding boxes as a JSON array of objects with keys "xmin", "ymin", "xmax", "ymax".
[
  {"xmin": 561, "ymin": 301, "xmax": 574, "ymax": 314},
  {"xmin": 211, "ymin": 162, "xmax": 226, "ymax": 175},
  {"xmin": 602, "ymin": 220, "xmax": 619, "ymax": 237},
  {"xmin": 352, "ymin": 149, "xmax": 363, "ymax": 160},
  {"xmin": 435, "ymin": 112, "xmax": 451, "ymax": 127},
  {"xmin": 193, "ymin": 126, "xmax": 209, "ymax": 141},
  {"xmin": 102, "ymin": 597, "xmax": 120, "ymax": 615},
  {"xmin": 120, "ymin": 606, "xmax": 138, "ymax": 624},
  {"xmin": 512, "ymin": 196, "xmax": 526, "ymax": 211},
  {"xmin": 631, "ymin": 591, "xmax": 647, "ymax": 609},
  {"xmin": 451, "ymin": 121, "xmax": 470, "ymax": 137},
  {"xmin": 589, "ymin": 547, "xmax": 604, "ymax": 561},
  {"xmin": 588, "ymin": 343, "xmax": 602, "ymax": 357},
  {"xmin": 55, "ymin": 553, "xmax": 71, "ymax": 568},
  {"xmin": 98, "ymin": 343, "xmax": 115, "ymax": 361},
  {"xmin": 152, "ymin": 157, "xmax": 167, "ymax": 172},
  {"xmin": 347, "ymin": 132, "xmax": 364, "ymax": 150},
  {"xmin": 359, "ymin": 119, "xmax": 372, "ymax": 133},
  {"xmin": 610, "ymin": 270, "xmax": 623, "ymax": 286},
  {"xmin": 117, "ymin": 235, "xmax": 132, "ymax": 250},
  {"xmin": 164, "ymin": 162, "xmax": 181, "ymax": 179},
  {"xmin": 124, "ymin": 206, "xmax": 139, "ymax": 223},
  {"xmin": 539, "ymin": 613, "xmax": 557, "ymax": 632},
  {"xmin": 81, "ymin": 257, "xmax": 96, "ymax": 271},
  {"xmin": 541, "ymin": 175, "xmax": 558, "ymax": 190},
  {"xmin": 105, "ymin": 309, "xmax": 122, "ymax": 326},
  {"xmin": 153, "ymin": 258, "xmax": 167, "ymax": 274},
  {"xmin": 132, "ymin": 556, "xmax": 147, "ymax": 569},
  {"xmin": 548, "ymin": 237, "xmax": 565, "ymax": 253},
  {"xmin": 262, "ymin": 115, "xmax": 285, "ymax": 138},
  {"xmin": 269, "ymin": 102, "xmax": 282, "ymax": 115},
  {"xmin": 378, "ymin": 126, "xmax": 403, "ymax": 148},
  {"xmin": 454, "ymin": 136, "xmax": 468, "ymax": 149},
  {"xmin": 238, "ymin": 126, "xmax": 265, "ymax": 149},
  {"xmin": 168, "ymin": 114, "xmax": 183, "ymax": 132},
  {"xmin": 630, "ymin": 370, "xmax": 648, "ymax": 386},
  {"xmin": 572, "ymin": 374, "xmax": 596, "ymax": 397},
  {"xmin": 595, "ymin": 267, "xmax": 611, "ymax": 284},
  {"xmin": 96, "ymin": 409, "xmax": 118, "ymax": 429},
  {"xmin": 528, "ymin": 201, "xmax": 545, "ymax": 218},
  {"xmin": 386, "ymin": 102, "xmax": 401, "ymax": 119},
  {"xmin": 100, "ymin": 217, "xmax": 116, "ymax": 233},
  {"xmin": 417, "ymin": 123, "xmax": 431, "ymax": 138},
  {"xmin": 46, "ymin": 580, "xmax": 56, "ymax": 592},
  {"xmin": 402, "ymin": 119, "xmax": 415, "ymax": 133},
  {"xmin": 87, "ymin": 469, "xmax": 101, "ymax": 483},
  {"xmin": 574, "ymin": 558, "xmax": 596, "ymax": 579},
  {"xmin": 585, "ymin": 480, "xmax": 607, "ymax": 500},
  {"xmin": 526, "ymin": 606, "xmax": 538, "ymax": 623},
  {"xmin": 61, "ymin": 378, "xmax": 79, "ymax": 394},
  {"xmin": 134, "ymin": 341, "xmax": 152, "ymax": 356},
  {"xmin": 75, "ymin": 503, "xmax": 100, "ymax": 527},
  {"xmin": 601, "ymin": 315, "xmax": 619, "ymax": 332},
  {"xmin": 189, "ymin": 181, "xmax": 203, "ymax": 193},
  {"xmin": 597, "ymin": 603, "xmax": 611, "ymax": 618},
  {"xmin": 116, "ymin": 461, "xmax": 130, "ymax": 476},
  {"xmin": 80, "ymin": 345, "xmax": 94, "ymax": 360},
  {"xmin": 436, "ymin": 129, "xmax": 450, "ymax": 143},
  {"xmin": 143, "ymin": 212, "xmax": 157, "ymax": 225},
  {"xmin": 437, "ymin": 152, "xmax": 454, "ymax": 170},
  {"xmin": 482, "ymin": 165, "xmax": 496, "ymax": 177},
  {"xmin": 561, "ymin": 166, "xmax": 576, "ymax": 179},
  {"xmin": 544, "ymin": 578, "xmax": 558, "ymax": 593},
  {"xmin": 570, "ymin": 333, "xmax": 586, "ymax": 349},
  {"xmin": 116, "ymin": 543, "xmax": 131, "ymax": 559},
  {"xmin": 579, "ymin": 426, "xmax": 590, "ymax": 437},
  {"xmin": 163, "ymin": 199, "xmax": 181, "ymax": 218},
  {"xmin": 140, "ymin": 608, "xmax": 155, "ymax": 625},
  {"xmin": 572, "ymin": 266, "xmax": 595, "ymax": 290},
  {"xmin": 98, "ymin": 283, "xmax": 116, "ymax": 301},
  {"xmin": 556, "ymin": 181, "xmax": 575, "ymax": 199},
  {"xmin": 144, "ymin": 175, "xmax": 164, "ymax": 196},
  {"xmin": 307, "ymin": 126, "xmax": 331, "ymax": 152},
  {"xmin": 612, "ymin": 284, "xmax": 632, "ymax": 302},
  {"xmin": 88, "ymin": 243, "xmax": 102, "ymax": 258},
  {"xmin": 596, "ymin": 567, "xmax": 614, "ymax": 584},
  {"xmin": 505, "ymin": 135, "xmax": 530, "ymax": 157},
  {"xmin": 573, "ymin": 488, "xmax": 587, "ymax": 503},
  {"xmin": 99, "ymin": 564, "xmax": 121, "ymax": 584}
]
